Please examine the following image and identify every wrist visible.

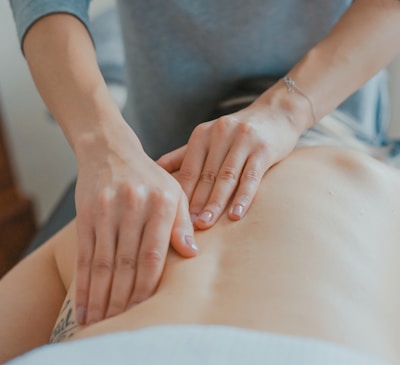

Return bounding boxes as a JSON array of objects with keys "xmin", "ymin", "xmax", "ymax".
[
  {"xmin": 255, "ymin": 79, "xmax": 318, "ymax": 134},
  {"xmin": 74, "ymin": 116, "xmax": 143, "ymax": 163}
]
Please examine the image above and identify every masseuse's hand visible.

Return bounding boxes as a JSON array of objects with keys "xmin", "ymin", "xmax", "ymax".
[
  {"xmin": 157, "ymin": 90, "xmax": 307, "ymax": 229},
  {"xmin": 74, "ymin": 123, "xmax": 198, "ymax": 325}
]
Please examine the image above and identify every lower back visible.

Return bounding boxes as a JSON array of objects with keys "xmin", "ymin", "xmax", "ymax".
[{"xmin": 71, "ymin": 147, "xmax": 400, "ymax": 363}]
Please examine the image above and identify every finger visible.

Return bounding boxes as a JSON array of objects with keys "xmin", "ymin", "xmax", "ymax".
[
  {"xmin": 190, "ymin": 122, "xmax": 233, "ymax": 223},
  {"xmin": 170, "ymin": 194, "xmax": 199, "ymax": 257},
  {"xmin": 75, "ymin": 216, "xmax": 95, "ymax": 325},
  {"xmin": 128, "ymin": 197, "xmax": 175, "ymax": 307},
  {"xmin": 228, "ymin": 153, "xmax": 268, "ymax": 221},
  {"xmin": 105, "ymin": 208, "xmax": 144, "ymax": 319},
  {"xmin": 176, "ymin": 125, "xmax": 209, "ymax": 201},
  {"xmin": 194, "ymin": 141, "xmax": 249, "ymax": 230},
  {"xmin": 156, "ymin": 145, "xmax": 187, "ymax": 173},
  {"xmin": 86, "ymin": 206, "xmax": 118, "ymax": 325}
]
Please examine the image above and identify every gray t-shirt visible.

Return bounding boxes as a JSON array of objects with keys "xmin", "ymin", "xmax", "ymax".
[{"xmin": 10, "ymin": 0, "xmax": 389, "ymax": 158}]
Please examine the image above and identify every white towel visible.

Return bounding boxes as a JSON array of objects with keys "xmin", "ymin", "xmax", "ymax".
[{"xmin": 6, "ymin": 325, "xmax": 391, "ymax": 365}]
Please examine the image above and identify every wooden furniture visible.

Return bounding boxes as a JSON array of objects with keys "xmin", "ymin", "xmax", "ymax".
[{"xmin": 0, "ymin": 100, "xmax": 37, "ymax": 278}]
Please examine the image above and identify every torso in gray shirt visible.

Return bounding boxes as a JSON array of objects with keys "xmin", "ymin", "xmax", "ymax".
[
  {"xmin": 10, "ymin": 0, "xmax": 389, "ymax": 158},
  {"xmin": 116, "ymin": 0, "xmax": 388, "ymax": 157}
]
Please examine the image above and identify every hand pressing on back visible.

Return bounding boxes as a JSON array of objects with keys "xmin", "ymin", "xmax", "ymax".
[
  {"xmin": 157, "ymin": 86, "xmax": 312, "ymax": 229},
  {"xmin": 74, "ymin": 121, "xmax": 198, "ymax": 325}
]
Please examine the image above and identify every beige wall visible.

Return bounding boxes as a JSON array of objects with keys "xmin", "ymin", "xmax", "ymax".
[{"xmin": 1, "ymin": 1, "xmax": 400, "ymax": 223}]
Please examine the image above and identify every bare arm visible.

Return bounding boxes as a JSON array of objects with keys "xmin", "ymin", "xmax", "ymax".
[
  {"xmin": 160, "ymin": 0, "xmax": 400, "ymax": 232},
  {"xmin": 23, "ymin": 14, "xmax": 197, "ymax": 327},
  {"xmin": 0, "ymin": 237, "xmax": 65, "ymax": 363},
  {"xmin": 23, "ymin": 14, "xmax": 136, "ymax": 155},
  {"xmin": 262, "ymin": 0, "xmax": 400, "ymax": 130}
]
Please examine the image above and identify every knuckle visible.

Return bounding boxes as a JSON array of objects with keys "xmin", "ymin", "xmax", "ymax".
[
  {"xmin": 237, "ymin": 120, "xmax": 253, "ymax": 135},
  {"xmin": 219, "ymin": 114, "xmax": 237, "ymax": 124},
  {"xmin": 98, "ymin": 187, "xmax": 115, "ymax": 204},
  {"xmin": 178, "ymin": 167, "xmax": 197, "ymax": 183},
  {"xmin": 251, "ymin": 139, "xmax": 271, "ymax": 157},
  {"xmin": 218, "ymin": 166, "xmax": 237, "ymax": 183},
  {"xmin": 118, "ymin": 182, "xmax": 137, "ymax": 205},
  {"xmin": 256, "ymin": 142, "xmax": 270, "ymax": 156},
  {"xmin": 92, "ymin": 256, "xmax": 113, "ymax": 275},
  {"xmin": 200, "ymin": 169, "xmax": 217, "ymax": 184},
  {"xmin": 77, "ymin": 254, "xmax": 92, "ymax": 270},
  {"xmin": 149, "ymin": 189, "xmax": 175, "ymax": 207},
  {"xmin": 121, "ymin": 183, "xmax": 153, "ymax": 207},
  {"xmin": 191, "ymin": 123, "xmax": 207, "ymax": 139},
  {"xmin": 215, "ymin": 116, "xmax": 236, "ymax": 134},
  {"xmin": 115, "ymin": 254, "xmax": 137, "ymax": 272},
  {"xmin": 243, "ymin": 168, "xmax": 261, "ymax": 183},
  {"xmin": 97, "ymin": 188, "xmax": 116, "ymax": 216},
  {"xmin": 141, "ymin": 248, "xmax": 163, "ymax": 268}
]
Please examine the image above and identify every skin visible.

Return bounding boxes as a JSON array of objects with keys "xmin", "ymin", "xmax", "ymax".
[
  {"xmin": 0, "ymin": 145, "xmax": 399, "ymax": 364},
  {"xmin": 21, "ymin": 0, "xmax": 400, "ymax": 326},
  {"xmin": 158, "ymin": 0, "xmax": 400, "ymax": 230}
]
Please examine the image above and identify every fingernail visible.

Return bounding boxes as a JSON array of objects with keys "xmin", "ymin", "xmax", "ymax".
[
  {"xmin": 190, "ymin": 214, "xmax": 198, "ymax": 223},
  {"xmin": 76, "ymin": 306, "xmax": 87, "ymax": 325},
  {"xmin": 185, "ymin": 235, "xmax": 199, "ymax": 252},
  {"xmin": 232, "ymin": 204, "xmax": 244, "ymax": 219},
  {"xmin": 198, "ymin": 211, "xmax": 213, "ymax": 224}
]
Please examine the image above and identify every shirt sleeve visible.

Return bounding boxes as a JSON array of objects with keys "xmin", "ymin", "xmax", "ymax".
[{"xmin": 9, "ymin": 0, "xmax": 91, "ymax": 48}]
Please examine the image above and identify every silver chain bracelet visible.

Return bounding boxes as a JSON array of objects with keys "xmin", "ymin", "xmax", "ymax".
[{"xmin": 282, "ymin": 76, "xmax": 318, "ymax": 125}]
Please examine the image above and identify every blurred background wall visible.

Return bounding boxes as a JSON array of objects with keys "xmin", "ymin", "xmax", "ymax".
[
  {"xmin": 0, "ymin": 0, "xmax": 116, "ymax": 223},
  {"xmin": 0, "ymin": 0, "xmax": 400, "ymax": 224}
]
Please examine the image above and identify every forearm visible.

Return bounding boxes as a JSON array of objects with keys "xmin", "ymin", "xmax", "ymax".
[
  {"xmin": 261, "ymin": 0, "xmax": 400, "ymax": 132},
  {"xmin": 23, "ymin": 14, "xmax": 136, "ymax": 155}
]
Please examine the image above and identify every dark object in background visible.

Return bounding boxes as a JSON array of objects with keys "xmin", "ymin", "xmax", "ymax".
[
  {"xmin": 211, "ymin": 76, "xmax": 280, "ymax": 118},
  {"xmin": 0, "ymin": 100, "xmax": 37, "ymax": 276},
  {"xmin": 22, "ymin": 182, "xmax": 75, "ymax": 257}
]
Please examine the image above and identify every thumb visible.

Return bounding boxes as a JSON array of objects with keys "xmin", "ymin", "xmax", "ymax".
[
  {"xmin": 156, "ymin": 145, "xmax": 187, "ymax": 173},
  {"xmin": 170, "ymin": 194, "xmax": 199, "ymax": 257}
]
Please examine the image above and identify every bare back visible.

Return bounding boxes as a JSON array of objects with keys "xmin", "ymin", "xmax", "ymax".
[{"xmin": 53, "ymin": 146, "xmax": 400, "ymax": 364}]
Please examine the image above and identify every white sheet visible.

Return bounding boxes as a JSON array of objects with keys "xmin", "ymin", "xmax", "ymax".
[{"xmin": 6, "ymin": 325, "xmax": 391, "ymax": 365}]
